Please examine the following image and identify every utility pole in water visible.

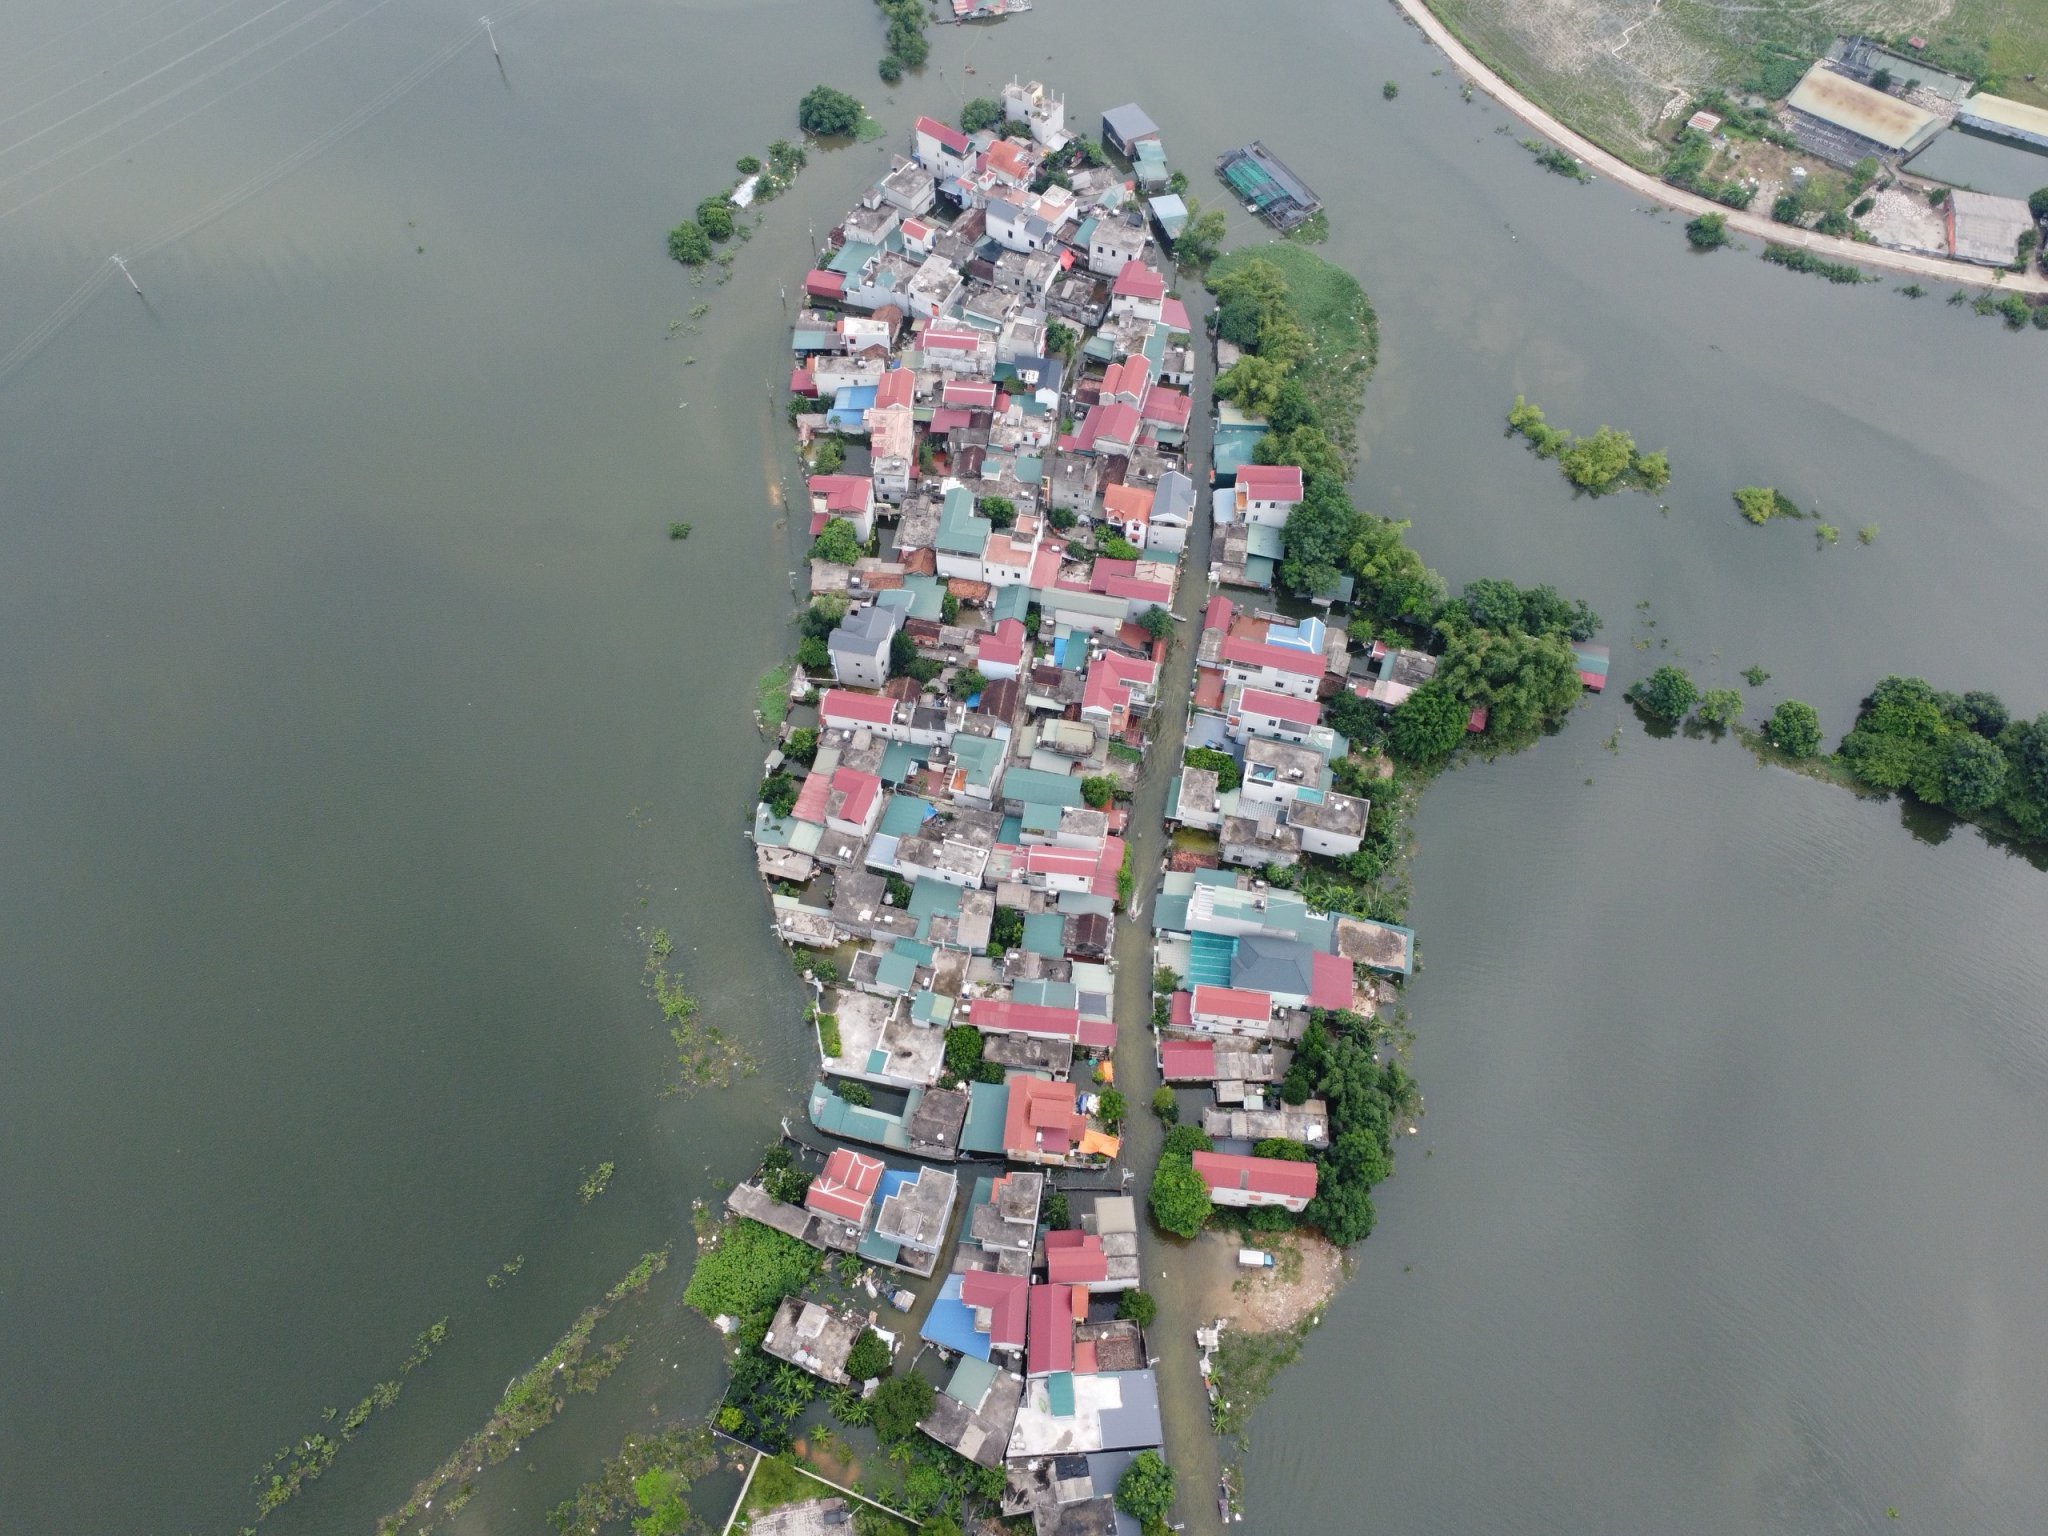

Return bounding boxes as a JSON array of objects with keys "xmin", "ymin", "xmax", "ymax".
[
  {"xmin": 481, "ymin": 16, "xmax": 498, "ymax": 57},
  {"xmin": 112, "ymin": 255, "xmax": 141, "ymax": 295}
]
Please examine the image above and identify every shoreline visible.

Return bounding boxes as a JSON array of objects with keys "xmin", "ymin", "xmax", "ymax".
[{"xmin": 1387, "ymin": 0, "xmax": 2048, "ymax": 295}]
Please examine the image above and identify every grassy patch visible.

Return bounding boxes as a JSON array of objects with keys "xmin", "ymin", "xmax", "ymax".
[
  {"xmin": 1210, "ymin": 1321, "xmax": 1309, "ymax": 1435},
  {"xmin": 1207, "ymin": 242, "xmax": 1379, "ymax": 464},
  {"xmin": 741, "ymin": 1455, "xmax": 843, "ymax": 1521},
  {"xmin": 757, "ymin": 662, "xmax": 795, "ymax": 727}
]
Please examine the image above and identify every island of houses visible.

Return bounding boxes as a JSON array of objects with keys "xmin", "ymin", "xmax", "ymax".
[{"xmin": 726, "ymin": 81, "xmax": 1421, "ymax": 1534}]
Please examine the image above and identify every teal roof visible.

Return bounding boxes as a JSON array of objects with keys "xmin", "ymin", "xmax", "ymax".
[
  {"xmin": 998, "ymin": 813, "xmax": 1025, "ymax": 844},
  {"xmin": 1021, "ymin": 911, "xmax": 1067, "ymax": 958},
  {"xmin": 947, "ymin": 1354, "xmax": 1000, "ymax": 1407},
  {"xmin": 1014, "ymin": 454, "xmax": 1043, "ymax": 484},
  {"xmin": 875, "ymin": 587, "xmax": 915, "ymax": 615},
  {"xmin": 1020, "ymin": 802, "xmax": 1062, "ymax": 835},
  {"xmin": 990, "ymin": 584, "xmax": 1031, "ymax": 623},
  {"xmin": 892, "ymin": 939, "xmax": 936, "ymax": 967},
  {"xmin": 879, "ymin": 746, "xmax": 927, "ymax": 786},
  {"xmin": 829, "ymin": 240, "xmax": 879, "ymax": 276},
  {"xmin": 1187, "ymin": 931, "xmax": 1238, "ymax": 989},
  {"xmin": 1083, "ymin": 332, "xmax": 1118, "ymax": 363},
  {"xmin": 1002, "ymin": 767, "xmax": 1085, "ymax": 809},
  {"xmin": 809, "ymin": 1081, "xmax": 911, "ymax": 1151},
  {"xmin": 1152, "ymin": 891, "xmax": 1191, "ymax": 934},
  {"xmin": 902, "ymin": 574, "xmax": 947, "ymax": 621},
  {"xmin": 959, "ymin": 1081, "xmax": 1011, "ymax": 1155},
  {"xmin": 950, "ymin": 732, "xmax": 1006, "ymax": 791},
  {"xmin": 937, "ymin": 485, "xmax": 991, "ymax": 557},
  {"xmin": 1247, "ymin": 523, "xmax": 1285, "ymax": 559},
  {"xmin": 753, "ymin": 804, "xmax": 799, "ymax": 847},
  {"xmin": 876, "ymin": 951, "xmax": 921, "ymax": 993},
  {"xmin": 1074, "ymin": 215, "xmax": 1100, "ymax": 247},
  {"xmin": 913, "ymin": 989, "xmax": 954, "ymax": 1026},
  {"xmin": 1047, "ymin": 1371, "xmax": 1076, "ymax": 1417},
  {"xmin": 910, "ymin": 879, "xmax": 964, "ymax": 920},
  {"xmin": 879, "ymin": 792, "xmax": 936, "ymax": 836},
  {"xmin": 1241, "ymin": 555, "xmax": 1277, "ymax": 588},
  {"xmin": 1020, "ymin": 978, "xmax": 1078, "ymax": 1008}
]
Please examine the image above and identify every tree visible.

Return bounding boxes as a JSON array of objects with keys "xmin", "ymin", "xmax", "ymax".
[
  {"xmin": 1558, "ymin": 425, "xmax": 1638, "ymax": 492},
  {"xmin": 2031, "ymin": 187, "xmax": 2048, "ymax": 223},
  {"xmin": 801, "ymin": 596, "xmax": 846, "ymax": 640},
  {"xmin": 737, "ymin": 154, "xmax": 762, "ymax": 175},
  {"xmin": 948, "ymin": 668, "xmax": 987, "ymax": 698},
  {"xmin": 1958, "ymin": 690, "xmax": 2009, "ymax": 737},
  {"xmin": 797, "ymin": 85, "xmax": 863, "ymax": 137},
  {"xmin": 1939, "ymin": 731, "xmax": 2008, "ymax": 813},
  {"xmin": 1388, "ymin": 680, "xmax": 1467, "ymax": 764},
  {"xmin": 870, "ymin": 1372, "xmax": 934, "ymax": 1443},
  {"xmin": 939, "ymin": 591, "xmax": 960, "ymax": 625},
  {"xmin": 1081, "ymin": 775, "xmax": 1118, "ymax": 808},
  {"xmin": 988, "ymin": 905, "xmax": 1025, "ymax": 952},
  {"xmin": 1435, "ymin": 627, "xmax": 1582, "ymax": 747},
  {"xmin": 668, "ymin": 221, "xmax": 712, "ymax": 265},
  {"xmin": 808, "ymin": 517, "xmax": 862, "ymax": 565},
  {"xmin": 942, "ymin": 1025, "xmax": 985, "ymax": 1086},
  {"xmin": 695, "ymin": 197, "xmax": 735, "ymax": 240},
  {"xmin": 1695, "ymin": 688, "xmax": 1743, "ymax": 728},
  {"xmin": 1214, "ymin": 354, "xmax": 1291, "ymax": 417},
  {"xmin": 1869, "ymin": 66, "xmax": 1893, "ymax": 91},
  {"xmin": 1183, "ymin": 746, "xmax": 1241, "ymax": 792},
  {"xmin": 835, "ymin": 1079, "xmax": 872, "ymax": 1106},
  {"xmin": 1117, "ymin": 1289, "xmax": 1158, "ymax": 1327},
  {"xmin": 1279, "ymin": 473, "xmax": 1361, "ymax": 597},
  {"xmin": 960, "ymin": 97, "xmax": 1003, "ymax": 133},
  {"xmin": 1115, "ymin": 1451, "xmax": 1177, "ymax": 1533},
  {"xmin": 977, "ymin": 495, "xmax": 1017, "ymax": 530},
  {"xmin": 1633, "ymin": 664, "xmax": 1699, "ymax": 723},
  {"xmin": 1148, "ymin": 1154, "xmax": 1211, "ymax": 1238},
  {"xmin": 1095, "ymin": 1088, "xmax": 1127, "ymax": 1130},
  {"xmin": 1766, "ymin": 699, "xmax": 1822, "ymax": 758},
  {"xmin": 1151, "ymin": 1085, "xmax": 1178, "ymax": 1123},
  {"xmin": 785, "ymin": 726, "xmax": 819, "ymax": 766},
  {"xmin": 876, "ymin": 55, "xmax": 902, "ymax": 84},
  {"xmin": 1685, "ymin": 212, "xmax": 1730, "ymax": 250},
  {"xmin": 1253, "ymin": 1137, "xmax": 1313, "ymax": 1161},
  {"xmin": 844, "ymin": 1328, "xmax": 891, "ymax": 1382},
  {"xmin": 812, "ymin": 436, "xmax": 845, "ymax": 473},
  {"xmin": 1175, "ymin": 204, "xmax": 1227, "ymax": 266},
  {"xmin": 1139, "ymin": 605, "xmax": 1173, "ymax": 641},
  {"xmin": 1046, "ymin": 505, "xmax": 1077, "ymax": 531},
  {"xmin": 1098, "ymin": 535, "xmax": 1142, "ymax": 561},
  {"xmin": 796, "ymin": 636, "xmax": 831, "ymax": 671},
  {"xmin": 760, "ymin": 773, "xmax": 799, "ymax": 818}
]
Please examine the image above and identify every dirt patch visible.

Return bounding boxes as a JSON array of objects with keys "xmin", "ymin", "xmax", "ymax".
[{"xmin": 1186, "ymin": 1229, "xmax": 1349, "ymax": 1334}]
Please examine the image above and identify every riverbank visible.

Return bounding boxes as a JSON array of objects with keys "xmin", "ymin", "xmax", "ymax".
[{"xmin": 1389, "ymin": 0, "xmax": 2048, "ymax": 295}]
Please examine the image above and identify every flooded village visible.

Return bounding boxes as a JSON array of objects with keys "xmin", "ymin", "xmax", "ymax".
[{"xmin": 699, "ymin": 75, "xmax": 1431, "ymax": 1536}]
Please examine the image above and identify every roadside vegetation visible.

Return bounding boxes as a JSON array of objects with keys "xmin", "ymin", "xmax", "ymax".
[{"xmin": 667, "ymin": 141, "xmax": 807, "ymax": 274}]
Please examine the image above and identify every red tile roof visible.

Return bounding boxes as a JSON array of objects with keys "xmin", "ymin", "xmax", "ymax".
[
  {"xmin": 973, "ymin": 1001, "xmax": 1083, "ymax": 1045},
  {"xmin": 809, "ymin": 474, "xmax": 873, "ymax": 513},
  {"xmin": 959, "ymin": 1269, "xmax": 1029, "ymax": 1348},
  {"xmin": 791, "ymin": 770, "xmax": 831, "ymax": 825},
  {"xmin": 1078, "ymin": 399, "xmax": 1141, "ymax": 451},
  {"xmin": 1141, "ymin": 386, "xmax": 1192, "ymax": 429},
  {"xmin": 1102, "ymin": 482, "xmax": 1154, "ymax": 526},
  {"xmin": 914, "ymin": 115, "xmax": 970, "ymax": 155},
  {"xmin": 1160, "ymin": 296, "xmax": 1192, "ymax": 333},
  {"xmin": 1044, "ymin": 1229, "xmax": 1110, "ymax": 1285},
  {"xmin": 984, "ymin": 137, "xmax": 1031, "ymax": 182},
  {"xmin": 1025, "ymin": 1283, "xmax": 1074, "ymax": 1376},
  {"xmin": 1003, "ymin": 1074, "xmax": 1084, "ymax": 1158},
  {"xmin": 873, "ymin": 368, "xmax": 915, "ymax": 409},
  {"xmin": 819, "ymin": 689, "xmax": 896, "ymax": 727},
  {"xmin": 1203, "ymin": 594, "xmax": 1235, "ymax": 634},
  {"xmin": 804, "ymin": 269, "xmax": 846, "ymax": 299},
  {"xmin": 1111, "ymin": 259, "xmax": 1166, "ymax": 301},
  {"xmin": 806, "ymin": 1147, "xmax": 885, "ymax": 1223},
  {"xmin": 1192, "ymin": 1151, "xmax": 1320, "ymax": 1201},
  {"xmin": 1169, "ymin": 990, "xmax": 1194, "ymax": 1028},
  {"xmin": 1159, "ymin": 1037, "xmax": 1215, "ymax": 1081},
  {"xmin": 1219, "ymin": 632, "xmax": 1325, "ymax": 679},
  {"xmin": 1310, "ymin": 950, "xmax": 1355, "ymax": 1012},
  {"xmin": 978, "ymin": 618, "xmax": 1027, "ymax": 668},
  {"xmin": 1234, "ymin": 464, "xmax": 1304, "ymax": 501},
  {"xmin": 1239, "ymin": 687, "xmax": 1321, "ymax": 727},
  {"xmin": 943, "ymin": 379, "xmax": 999, "ymax": 409},
  {"xmin": 827, "ymin": 766, "xmax": 882, "ymax": 828},
  {"xmin": 1191, "ymin": 984, "xmax": 1272, "ymax": 1023}
]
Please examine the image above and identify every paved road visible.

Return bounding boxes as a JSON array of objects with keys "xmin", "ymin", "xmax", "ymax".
[{"xmin": 1388, "ymin": 0, "xmax": 2048, "ymax": 295}]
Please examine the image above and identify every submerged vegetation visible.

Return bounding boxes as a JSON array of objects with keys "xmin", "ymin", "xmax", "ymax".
[
  {"xmin": 667, "ymin": 139, "xmax": 806, "ymax": 273},
  {"xmin": 1760, "ymin": 243, "xmax": 1874, "ymax": 285},
  {"xmin": 1521, "ymin": 137, "xmax": 1592, "ymax": 181},
  {"xmin": 646, "ymin": 932, "xmax": 756, "ymax": 1094},
  {"xmin": 578, "ymin": 1161, "xmax": 615, "ymax": 1204},
  {"xmin": 547, "ymin": 1424, "xmax": 719, "ymax": 1535},
  {"xmin": 240, "ymin": 1319, "xmax": 449, "ymax": 1528},
  {"xmin": 1505, "ymin": 396, "xmax": 1670, "ymax": 495},
  {"xmin": 378, "ymin": 1248, "xmax": 669, "ymax": 1535},
  {"xmin": 1733, "ymin": 485, "xmax": 1802, "ymax": 525}
]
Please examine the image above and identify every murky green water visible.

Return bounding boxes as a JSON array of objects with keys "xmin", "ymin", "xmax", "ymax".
[{"xmin": 3, "ymin": 3, "xmax": 2044, "ymax": 1534}]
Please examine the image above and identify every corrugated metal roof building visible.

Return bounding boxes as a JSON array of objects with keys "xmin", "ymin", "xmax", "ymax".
[
  {"xmin": 1947, "ymin": 189, "xmax": 2034, "ymax": 265},
  {"xmin": 1956, "ymin": 92, "xmax": 2048, "ymax": 154},
  {"xmin": 1785, "ymin": 64, "xmax": 1941, "ymax": 159}
]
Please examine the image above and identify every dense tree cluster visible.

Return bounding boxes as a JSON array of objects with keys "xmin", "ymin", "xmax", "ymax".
[
  {"xmin": 1183, "ymin": 746, "xmax": 1241, "ymax": 792},
  {"xmin": 797, "ymin": 85, "xmax": 863, "ymax": 138},
  {"xmin": 1839, "ymin": 677, "xmax": 2048, "ymax": 834},
  {"xmin": 808, "ymin": 516, "xmax": 862, "ymax": 565},
  {"xmin": 1506, "ymin": 396, "xmax": 1670, "ymax": 495},
  {"xmin": 1147, "ymin": 1125, "xmax": 1213, "ymax": 1238}
]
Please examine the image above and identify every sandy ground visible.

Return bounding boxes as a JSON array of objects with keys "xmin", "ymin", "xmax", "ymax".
[
  {"xmin": 1390, "ymin": 0, "xmax": 2048, "ymax": 293},
  {"xmin": 1185, "ymin": 1229, "xmax": 1350, "ymax": 1333}
]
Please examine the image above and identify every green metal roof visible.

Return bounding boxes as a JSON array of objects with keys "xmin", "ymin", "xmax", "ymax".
[
  {"xmin": 902, "ymin": 574, "xmax": 947, "ymax": 621},
  {"xmin": 879, "ymin": 745, "xmax": 926, "ymax": 786},
  {"xmin": 947, "ymin": 1354, "xmax": 1000, "ymax": 1407},
  {"xmin": 910, "ymin": 879, "xmax": 964, "ymax": 919},
  {"xmin": 913, "ymin": 989, "xmax": 953, "ymax": 1026},
  {"xmin": 1002, "ymin": 767, "xmax": 1085, "ymax": 809},
  {"xmin": 1021, "ymin": 911, "xmax": 1067, "ymax": 958},
  {"xmin": 959, "ymin": 1081, "xmax": 1011, "ymax": 1155},
  {"xmin": 937, "ymin": 485, "xmax": 991, "ymax": 557},
  {"xmin": 1047, "ymin": 1371, "xmax": 1076, "ymax": 1417},
  {"xmin": 879, "ymin": 792, "xmax": 936, "ymax": 836}
]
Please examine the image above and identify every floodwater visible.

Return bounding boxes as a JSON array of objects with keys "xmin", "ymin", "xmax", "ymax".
[{"xmin": 2, "ymin": 2, "xmax": 2045, "ymax": 1534}]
